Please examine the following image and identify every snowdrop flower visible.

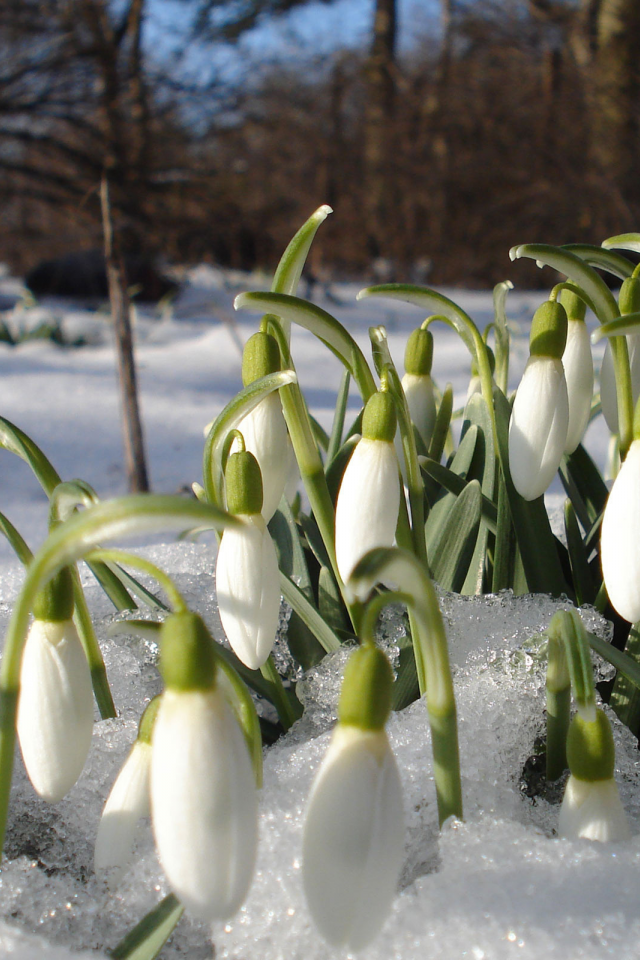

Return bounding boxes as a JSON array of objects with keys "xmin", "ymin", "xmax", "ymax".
[
  {"xmin": 559, "ymin": 708, "xmax": 630, "ymax": 842},
  {"xmin": 335, "ymin": 388, "xmax": 400, "ymax": 583},
  {"xmin": 601, "ymin": 436, "xmax": 640, "ymax": 622},
  {"xmin": 560, "ymin": 289, "xmax": 593, "ymax": 454},
  {"xmin": 17, "ymin": 568, "xmax": 93, "ymax": 803},
  {"xmin": 237, "ymin": 330, "xmax": 291, "ymax": 522},
  {"xmin": 303, "ymin": 643, "xmax": 404, "ymax": 951},
  {"xmin": 151, "ymin": 611, "xmax": 258, "ymax": 921},
  {"xmin": 216, "ymin": 446, "xmax": 280, "ymax": 669},
  {"xmin": 399, "ymin": 327, "xmax": 437, "ymax": 450},
  {"xmin": 94, "ymin": 697, "xmax": 159, "ymax": 880},
  {"xmin": 508, "ymin": 299, "xmax": 569, "ymax": 500}
]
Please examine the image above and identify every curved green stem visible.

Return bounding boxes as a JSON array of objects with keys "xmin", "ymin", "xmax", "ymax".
[
  {"xmin": 266, "ymin": 317, "xmax": 364, "ymax": 634},
  {"xmin": 83, "ymin": 549, "xmax": 188, "ymax": 613},
  {"xmin": 349, "ymin": 546, "xmax": 462, "ymax": 825}
]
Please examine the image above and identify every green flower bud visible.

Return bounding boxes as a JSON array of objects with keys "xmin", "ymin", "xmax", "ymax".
[
  {"xmin": 137, "ymin": 695, "xmax": 162, "ymax": 744},
  {"xmin": 338, "ymin": 644, "xmax": 394, "ymax": 730},
  {"xmin": 404, "ymin": 329, "xmax": 433, "ymax": 376},
  {"xmin": 362, "ymin": 391, "xmax": 397, "ymax": 443},
  {"xmin": 159, "ymin": 611, "xmax": 217, "ymax": 692},
  {"xmin": 32, "ymin": 567, "xmax": 75, "ymax": 622},
  {"xmin": 529, "ymin": 301, "xmax": 568, "ymax": 359},
  {"xmin": 619, "ymin": 277, "xmax": 640, "ymax": 316},
  {"xmin": 242, "ymin": 332, "xmax": 281, "ymax": 386},
  {"xmin": 225, "ymin": 449, "xmax": 263, "ymax": 515},
  {"xmin": 560, "ymin": 289, "xmax": 587, "ymax": 322},
  {"xmin": 566, "ymin": 708, "xmax": 615, "ymax": 782}
]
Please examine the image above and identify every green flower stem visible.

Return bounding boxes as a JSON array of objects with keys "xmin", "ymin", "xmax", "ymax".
[
  {"xmin": 548, "ymin": 609, "xmax": 596, "ymax": 722},
  {"xmin": 492, "ymin": 280, "xmax": 512, "ymax": 394},
  {"xmin": 0, "ymin": 495, "xmax": 235, "ymax": 858},
  {"xmin": 259, "ymin": 655, "xmax": 300, "ymax": 731},
  {"xmin": 83, "ymin": 549, "xmax": 188, "ymax": 612},
  {"xmin": 266, "ymin": 318, "xmax": 363, "ymax": 633},
  {"xmin": 72, "ymin": 574, "xmax": 116, "ymax": 720},
  {"xmin": 369, "ymin": 329, "xmax": 428, "ymax": 566},
  {"xmin": 202, "ymin": 370, "xmax": 297, "ymax": 510},
  {"xmin": 545, "ymin": 631, "xmax": 571, "ymax": 781},
  {"xmin": 349, "ymin": 546, "xmax": 462, "ymax": 825}
]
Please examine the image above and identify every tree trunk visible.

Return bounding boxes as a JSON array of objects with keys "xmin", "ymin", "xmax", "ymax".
[
  {"xmin": 101, "ymin": 178, "xmax": 150, "ymax": 493},
  {"xmin": 363, "ymin": 0, "xmax": 397, "ymax": 259},
  {"xmin": 590, "ymin": 0, "xmax": 640, "ymax": 211}
]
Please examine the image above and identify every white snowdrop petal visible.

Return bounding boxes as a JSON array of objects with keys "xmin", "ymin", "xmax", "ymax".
[
  {"xmin": 601, "ymin": 439, "xmax": 640, "ymax": 622},
  {"xmin": 151, "ymin": 688, "xmax": 258, "ymax": 922},
  {"xmin": 508, "ymin": 356, "xmax": 569, "ymax": 500},
  {"xmin": 95, "ymin": 740, "xmax": 151, "ymax": 877},
  {"xmin": 562, "ymin": 320, "xmax": 594, "ymax": 454},
  {"xmin": 238, "ymin": 394, "xmax": 290, "ymax": 521},
  {"xmin": 335, "ymin": 438, "xmax": 400, "ymax": 583},
  {"xmin": 559, "ymin": 775, "xmax": 631, "ymax": 842},
  {"xmin": 402, "ymin": 372, "xmax": 437, "ymax": 447},
  {"xmin": 17, "ymin": 619, "xmax": 94, "ymax": 803},
  {"xmin": 600, "ymin": 334, "xmax": 640, "ymax": 436},
  {"xmin": 216, "ymin": 514, "xmax": 281, "ymax": 669},
  {"xmin": 303, "ymin": 726, "xmax": 404, "ymax": 951}
]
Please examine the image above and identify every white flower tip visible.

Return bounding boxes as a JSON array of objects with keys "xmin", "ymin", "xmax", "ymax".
[
  {"xmin": 355, "ymin": 288, "xmax": 369, "ymax": 301},
  {"xmin": 508, "ymin": 246, "xmax": 520, "ymax": 262},
  {"xmin": 315, "ymin": 204, "xmax": 333, "ymax": 219},
  {"xmin": 559, "ymin": 776, "xmax": 631, "ymax": 843},
  {"xmin": 203, "ymin": 419, "xmax": 214, "ymax": 438}
]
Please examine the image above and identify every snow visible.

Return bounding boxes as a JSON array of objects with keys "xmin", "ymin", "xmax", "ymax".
[{"xmin": 0, "ymin": 264, "xmax": 630, "ymax": 959}]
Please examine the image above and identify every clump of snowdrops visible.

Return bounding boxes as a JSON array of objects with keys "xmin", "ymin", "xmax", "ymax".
[{"xmin": 2, "ymin": 208, "xmax": 640, "ymax": 955}]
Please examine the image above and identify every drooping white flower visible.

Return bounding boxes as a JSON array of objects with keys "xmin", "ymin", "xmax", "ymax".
[
  {"xmin": 558, "ymin": 708, "xmax": 630, "ymax": 843},
  {"xmin": 601, "ymin": 438, "xmax": 640, "ymax": 622},
  {"xmin": 600, "ymin": 335, "xmax": 640, "ymax": 435},
  {"xmin": 508, "ymin": 300, "xmax": 569, "ymax": 500},
  {"xmin": 151, "ymin": 687, "xmax": 258, "ymax": 921},
  {"xmin": 400, "ymin": 372, "xmax": 437, "ymax": 447},
  {"xmin": 95, "ymin": 697, "xmax": 159, "ymax": 881},
  {"xmin": 562, "ymin": 315, "xmax": 594, "ymax": 454},
  {"xmin": 17, "ymin": 617, "xmax": 94, "ymax": 803},
  {"xmin": 216, "ymin": 512, "xmax": 281, "ymax": 669},
  {"xmin": 303, "ymin": 725, "xmax": 404, "ymax": 951},
  {"xmin": 509, "ymin": 355, "xmax": 569, "ymax": 499},
  {"xmin": 238, "ymin": 394, "xmax": 291, "ymax": 522},
  {"xmin": 95, "ymin": 739, "xmax": 151, "ymax": 879},
  {"xmin": 238, "ymin": 330, "xmax": 290, "ymax": 522},
  {"xmin": 303, "ymin": 644, "xmax": 404, "ymax": 952},
  {"xmin": 335, "ymin": 390, "xmax": 400, "ymax": 583},
  {"xmin": 151, "ymin": 611, "xmax": 258, "ymax": 922},
  {"xmin": 559, "ymin": 774, "xmax": 631, "ymax": 842}
]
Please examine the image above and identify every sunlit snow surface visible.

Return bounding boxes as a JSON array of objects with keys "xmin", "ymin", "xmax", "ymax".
[{"xmin": 0, "ymin": 543, "xmax": 639, "ymax": 960}]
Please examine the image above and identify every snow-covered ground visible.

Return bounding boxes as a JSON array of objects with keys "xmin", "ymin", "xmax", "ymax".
[{"xmin": 0, "ymin": 264, "xmax": 630, "ymax": 960}]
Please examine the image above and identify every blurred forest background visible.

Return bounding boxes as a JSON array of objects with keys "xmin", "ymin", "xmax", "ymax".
[{"xmin": 1, "ymin": 0, "xmax": 639, "ymax": 288}]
